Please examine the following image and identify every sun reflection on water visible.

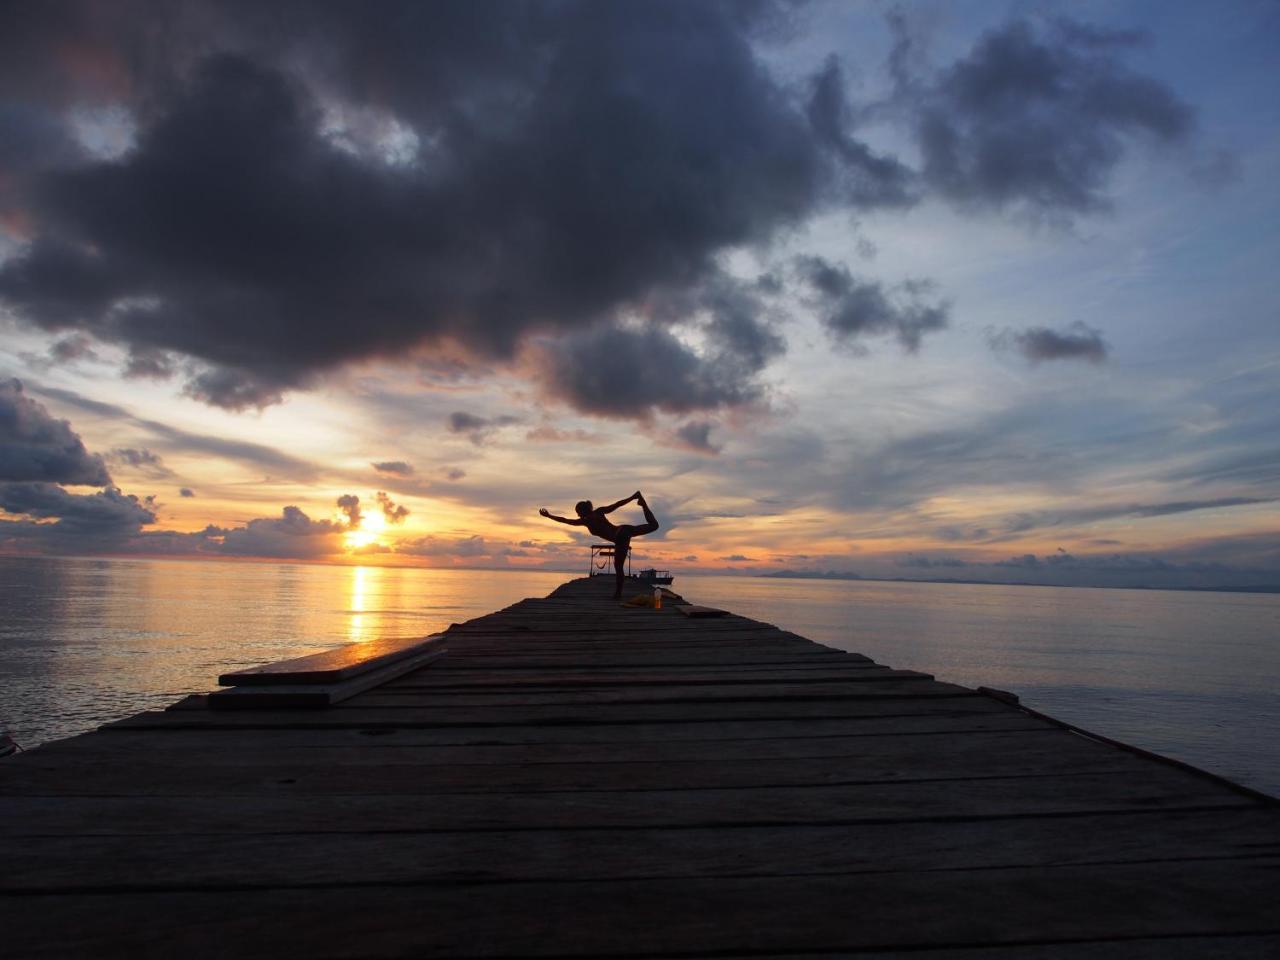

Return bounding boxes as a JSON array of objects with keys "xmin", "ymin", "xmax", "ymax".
[{"xmin": 348, "ymin": 565, "xmax": 371, "ymax": 643}]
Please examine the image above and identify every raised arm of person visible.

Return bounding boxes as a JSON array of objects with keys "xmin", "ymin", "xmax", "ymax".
[
  {"xmin": 539, "ymin": 507, "xmax": 584, "ymax": 525},
  {"xmin": 598, "ymin": 491, "xmax": 641, "ymax": 514}
]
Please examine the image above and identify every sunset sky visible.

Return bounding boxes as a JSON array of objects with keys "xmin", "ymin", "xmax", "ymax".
[{"xmin": 1, "ymin": 0, "xmax": 1277, "ymax": 589}]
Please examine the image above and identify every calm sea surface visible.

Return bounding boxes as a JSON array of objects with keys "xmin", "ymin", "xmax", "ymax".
[{"xmin": 2, "ymin": 556, "xmax": 1278, "ymax": 796}]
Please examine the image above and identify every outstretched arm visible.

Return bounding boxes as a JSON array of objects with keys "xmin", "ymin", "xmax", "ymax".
[
  {"xmin": 599, "ymin": 491, "xmax": 641, "ymax": 514},
  {"xmin": 539, "ymin": 507, "xmax": 584, "ymax": 526}
]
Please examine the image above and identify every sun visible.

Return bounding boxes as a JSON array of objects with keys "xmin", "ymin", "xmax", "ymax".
[{"xmin": 343, "ymin": 510, "xmax": 387, "ymax": 552}]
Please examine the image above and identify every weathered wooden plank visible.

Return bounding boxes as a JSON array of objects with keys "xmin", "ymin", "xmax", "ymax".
[
  {"xmin": 216, "ymin": 634, "xmax": 446, "ymax": 686},
  {"xmin": 6, "ymin": 807, "xmax": 1276, "ymax": 893},
  {"xmin": 423, "ymin": 657, "xmax": 875, "ymax": 674},
  {"xmin": 437, "ymin": 642, "xmax": 829, "ymax": 660},
  {"xmin": 342, "ymin": 675, "xmax": 949, "ymax": 707},
  {"xmin": 31, "ymin": 725, "xmax": 1067, "ymax": 765},
  {"xmin": 5, "ymin": 860, "xmax": 1279, "ymax": 959},
  {"xmin": 99, "ymin": 693, "xmax": 991, "ymax": 731},
  {"xmin": 385, "ymin": 666, "xmax": 893, "ymax": 688},
  {"xmin": 0, "ymin": 729, "xmax": 1150, "ymax": 796},
  {"xmin": 428, "ymin": 652, "xmax": 863, "ymax": 669},
  {"xmin": 713, "ymin": 936, "xmax": 1280, "ymax": 960},
  {"xmin": 677, "ymin": 603, "xmax": 730, "ymax": 617},
  {"xmin": 40, "ymin": 712, "xmax": 1058, "ymax": 758},
  {"xmin": 209, "ymin": 642, "xmax": 448, "ymax": 709},
  {"xmin": 0, "ymin": 768, "xmax": 1253, "ymax": 834}
]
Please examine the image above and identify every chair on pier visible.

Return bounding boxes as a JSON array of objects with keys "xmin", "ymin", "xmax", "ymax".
[{"xmin": 589, "ymin": 542, "xmax": 631, "ymax": 578}]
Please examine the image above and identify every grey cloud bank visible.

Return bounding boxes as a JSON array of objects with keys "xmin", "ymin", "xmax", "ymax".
[
  {"xmin": 0, "ymin": 2, "xmax": 1207, "ymax": 420},
  {"xmin": 0, "ymin": 379, "xmax": 110, "ymax": 486}
]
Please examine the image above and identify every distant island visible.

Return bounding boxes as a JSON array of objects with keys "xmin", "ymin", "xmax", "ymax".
[
  {"xmin": 760, "ymin": 569, "xmax": 863, "ymax": 580},
  {"xmin": 757, "ymin": 570, "xmax": 1280, "ymax": 595}
]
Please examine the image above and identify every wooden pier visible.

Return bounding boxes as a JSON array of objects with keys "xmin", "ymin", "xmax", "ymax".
[{"xmin": 3, "ymin": 576, "xmax": 1278, "ymax": 957}]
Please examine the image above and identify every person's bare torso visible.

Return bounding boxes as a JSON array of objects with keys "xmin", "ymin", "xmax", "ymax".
[{"xmin": 584, "ymin": 511, "xmax": 619, "ymax": 541}]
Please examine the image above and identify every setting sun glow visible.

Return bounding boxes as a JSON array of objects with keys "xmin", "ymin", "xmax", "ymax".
[{"xmin": 344, "ymin": 511, "xmax": 386, "ymax": 552}]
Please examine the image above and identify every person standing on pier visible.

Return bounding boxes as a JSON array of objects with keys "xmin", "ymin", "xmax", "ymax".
[{"xmin": 540, "ymin": 491, "xmax": 659, "ymax": 599}]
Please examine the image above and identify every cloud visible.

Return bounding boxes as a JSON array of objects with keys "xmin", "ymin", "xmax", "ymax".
[
  {"xmin": 335, "ymin": 493, "xmax": 362, "ymax": 528},
  {"xmin": 990, "ymin": 322, "xmax": 1108, "ymax": 364},
  {"xmin": 372, "ymin": 460, "xmax": 414, "ymax": 477},
  {"xmin": 525, "ymin": 425, "xmax": 602, "ymax": 444},
  {"xmin": 991, "ymin": 546, "xmax": 1252, "ymax": 578},
  {"xmin": 0, "ymin": 379, "xmax": 111, "ymax": 485},
  {"xmin": 963, "ymin": 496, "xmax": 1279, "ymax": 541},
  {"xmin": 397, "ymin": 534, "xmax": 491, "ymax": 558},
  {"xmin": 897, "ymin": 554, "xmax": 970, "ymax": 568},
  {"xmin": 673, "ymin": 420, "xmax": 721, "ymax": 454},
  {"xmin": 0, "ymin": 2, "xmax": 915, "ymax": 412},
  {"xmin": 719, "ymin": 554, "xmax": 755, "ymax": 562},
  {"xmin": 440, "ymin": 467, "xmax": 466, "ymax": 482},
  {"xmin": 533, "ymin": 322, "xmax": 768, "ymax": 420},
  {"xmin": 48, "ymin": 334, "xmax": 99, "ymax": 364},
  {"xmin": 805, "ymin": 56, "xmax": 918, "ymax": 208},
  {"xmin": 0, "ymin": 481, "xmax": 154, "ymax": 528},
  {"xmin": 0, "ymin": 6, "xmax": 1215, "ymax": 422},
  {"xmin": 375, "ymin": 491, "xmax": 408, "ymax": 524},
  {"xmin": 108, "ymin": 447, "xmax": 173, "ymax": 477},
  {"xmin": 210, "ymin": 505, "xmax": 345, "ymax": 558},
  {"xmin": 179, "ymin": 487, "xmax": 194, "ymax": 497},
  {"xmin": 795, "ymin": 256, "xmax": 949, "ymax": 352},
  {"xmin": 447, "ymin": 411, "xmax": 521, "ymax": 445},
  {"xmin": 893, "ymin": 16, "xmax": 1197, "ymax": 219},
  {"xmin": 32, "ymin": 385, "xmax": 319, "ymax": 481},
  {"xmin": 0, "ymin": 482, "xmax": 157, "ymax": 553}
]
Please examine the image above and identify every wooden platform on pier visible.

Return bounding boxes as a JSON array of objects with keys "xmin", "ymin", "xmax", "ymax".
[{"xmin": 3, "ymin": 576, "xmax": 1278, "ymax": 958}]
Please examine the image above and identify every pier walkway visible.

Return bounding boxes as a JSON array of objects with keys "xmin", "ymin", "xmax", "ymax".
[{"xmin": 3, "ymin": 576, "xmax": 1278, "ymax": 957}]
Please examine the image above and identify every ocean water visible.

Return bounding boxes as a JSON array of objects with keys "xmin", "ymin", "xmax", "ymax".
[{"xmin": 2, "ymin": 556, "xmax": 1278, "ymax": 797}]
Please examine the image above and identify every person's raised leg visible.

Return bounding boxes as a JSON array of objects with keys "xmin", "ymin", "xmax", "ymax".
[{"xmin": 634, "ymin": 493, "xmax": 659, "ymax": 536}]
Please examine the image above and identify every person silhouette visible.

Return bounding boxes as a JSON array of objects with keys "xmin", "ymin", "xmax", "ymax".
[{"xmin": 540, "ymin": 491, "xmax": 659, "ymax": 599}]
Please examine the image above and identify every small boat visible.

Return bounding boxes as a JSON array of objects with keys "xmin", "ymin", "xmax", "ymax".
[{"xmin": 633, "ymin": 568, "xmax": 674, "ymax": 585}]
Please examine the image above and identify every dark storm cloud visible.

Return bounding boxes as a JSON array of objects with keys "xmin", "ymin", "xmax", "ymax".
[
  {"xmin": 0, "ymin": 5, "xmax": 1217, "ymax": 421},
  {"xmin": 0, "ymin": 379, "xmax": 110, "ymax": 485},
  {"xmin": 372, "ymin": 460, "xmax": 414, "ymax": 478},
  {"xmin": 534, "ymin": 323, "xmax": 768, "ymax": 420},
  {"xmin": 447, "ymin": 411, "xmax": 521, "ymax": 446},
  {"xmin": 990, "ymin": 322, "xmax": 1109, "ymax": 364},
  {"xmin": 893, "ymin": 16, "xmax": 1196, "ymax": 217},
  {"xmin": 534, "ymin": 267, "xmax": 790, "ymax": 420},
  {"xmin": 0, "ymin": 1, "xmax": 913, "ymax": 416},
  {"xmin": 796, "ymin": 256, "xmax": 949, "ymax": 352},
  {"xmin": 0, "ymin": 103, "xmax": 85, "ymax": 219}
]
